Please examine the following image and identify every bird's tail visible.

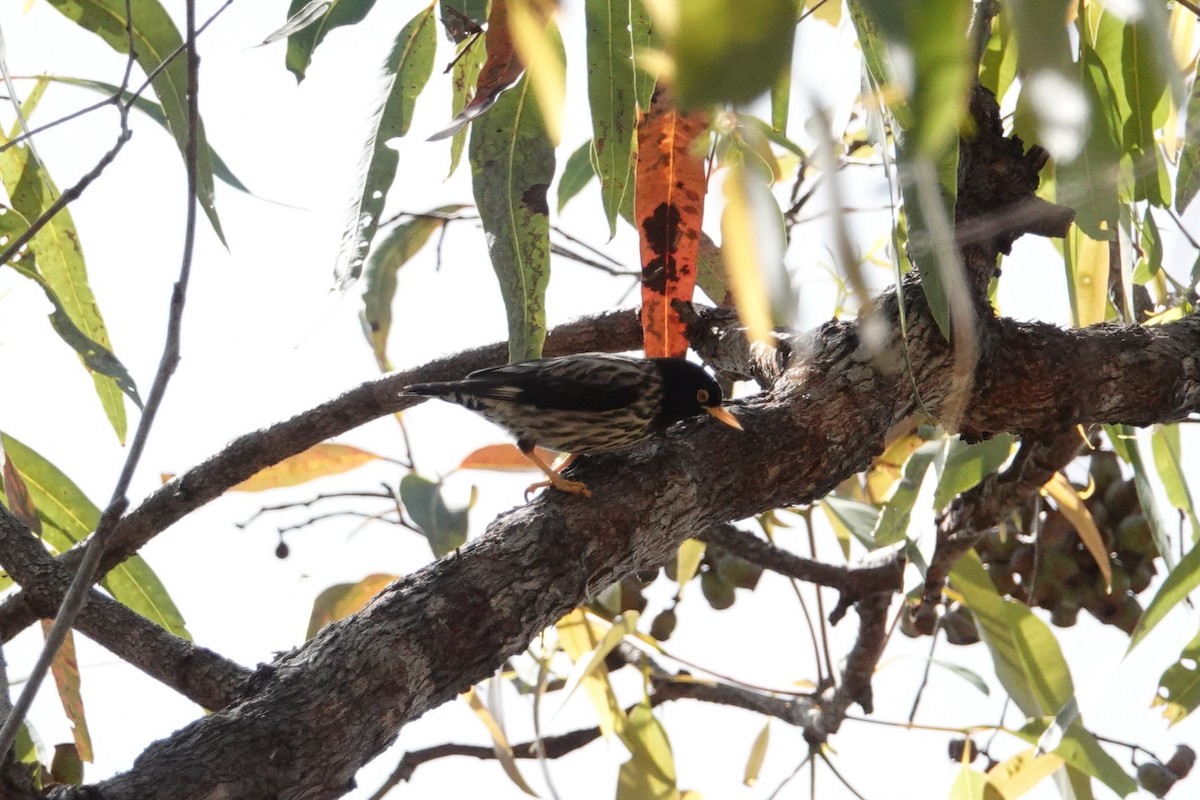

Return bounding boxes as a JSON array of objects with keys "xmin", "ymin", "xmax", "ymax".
[{"xmin": 402, "ymin": 381, "xmax": 460, "ymax": 397}]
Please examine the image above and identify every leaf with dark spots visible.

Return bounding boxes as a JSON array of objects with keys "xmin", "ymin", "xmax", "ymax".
[{"xmin": 635, "ymin": 90, "xmax": 708, "ymax": 357}]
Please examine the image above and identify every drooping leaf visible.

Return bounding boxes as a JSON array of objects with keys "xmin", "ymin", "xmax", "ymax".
[
  {"xmin": 399, "ymin": 474, "xmax": 470, "ymax": 557},
  {"xmin": 873, "ymin": 440, "xmax": 940, "ymax": 546},
  {"xmin": 721, "ymin": 142, "xmax": 789, "ymax": 346},
  {"xmin": 1042, "ymin": 472, "xmax": 1112, "ymax": 591},
  {"xmin": 557, "ymin": 140, "xmax": 595, "ymax": 212},
  {"xmin": 820, "ymin": 494, "xmax": 880, "ymax": 551},
  {"xmin": 40, "ymin": 622, "xmax": 92, "ymax": 763},
  {"xmin": 508, "ymin": 0, "xmax": 563, "ymax": 145},
  {"xmin": 360, "ymin": 204, "xmax": 469, "ymax": 370},
  {"xmin": 262, "ymin": 0, "xmax": 333, "ymax": 46},
  {"xmin": 232, "ymin": 443, "xmax": 381, "ymax": 491},
  {"xmin": 558, "ymin": 611, "xmax": 638, "ymax": 712},
  {"xmin": 555, "ymin": 609, "xmax": 623, "ymax": 739},
  {"xmin": 0, "ymin": 84, "xmax": 134, "ymax": 440},
  {"xmin": 43, "ymin": 0, "xmax": 225, "ymax": 242},
  {"xmin": 431, "ymin": 0, "xmax": 526, "ymax": 141},
  {"xmin": 0, "ymin": 433, "xmax": 189, "ymax": 640},
  {"xmin": 675, "ymin": 538, "xmax": 705, "ymax": 589},
  {"xmin": 617, "ymin": 702, "xmax": 677, "ymax": 800},
  {"xmin": 949, "ymin": 765, "xmax": 996, "ymax": 800},
  {"xmin": 1176, "ymin": 57, "xmax": 1200, "ymax": 212},
  {"xmin": 1013, "ymin": 721, "xmax": 1136, "ymax": 796},
  {"xmin": 2, "ymin": 452, "xmax": 41, "ymax": 534},
  {"xmin": 979, "ymin": 8, "xmax": 1018, "ymax": 102},
  {"xmin": 333, "ymin": 5, "xmax": 437, "ymax": 289},
  {"xmin": 447, "ymin": 34, "xmax": 487, "ymax": 176},
  {"xmin": 456, "ymin": 443, "xmax": 554, "ymax": 471},
  {"xmin": 954, "ymin": 553, "xmax": 1135, "ymax": 796},
  {"xmin": 1153, "ymin": 627, "xmax": 1200, "ymax": 726},
  {"xmin": 1127, "ymin": 539, "xmax": 1200, "ymax": 653},
  {"xmin": 3, "ymin": 254, "xmax": 143, "ymax": 411},
  {"xmin": 985, "ymin": 750, "xmax": 1064, "ymax": 800},
  {"xmin": 951, "ymin": 552, "xmax": 1074, "ymax": 717},
  {"xmin": 636, "ymin": 88, "xmax": 708, "ymax": 358},
  {"xmin": 1150, "ymin": 424, "xmax": 1200, "ymax": 537},
  {"xmin": 743, "ymin": 721, "xmax": 770, "ymax": 787},
  {"xmin": 283, "ymin": 0, "xmax": 378, "ymax": 81},
  {"xmin": 852, "ymin": 0, "xmax": 971, "ymax": 157},
  {"xmin": 1064, "ymin": 225, "xmax": 1111, "ymax": 327},
  {"xmin": 669, "ymin": 0, "xmax": 796, "ymax": 110},
  {"xmin": 440, "ymin": 0, "xmax": 488, "ymax": 40},
  {"xmin": 933, "ymin": 434, "xmax": 1014, "ymax": 510},
  {"xmin": 585, "ymin": 0, "xmax": 639, "ymax": 234},
  {"xmin": 306, "ymin": 573, "xmax": 396, "ymax": 638},
  {"xmin": 928, "ymin": 658, "xmax": 990, "ymax": 695},
  {"xmin": 866, "ymin": 432, "xmax": 926, "ymax": 502},
  {"xmin": 44, "ymin": 77, "xmax": 250, "ymax": 193},
  {"xmin": 896, "ymin": 143, "xmax": 961, "ymax": 339},
  {"xmin": 1107, "ymin": 424, "xmax": 1174, "ymax": 571},
  {"xmin": 462, "ymin": 686, "xmax": 539, "ymax": 796},
  {"xmin": 470, "ymin": 72, "xmax": 555, "ymax": 362}
]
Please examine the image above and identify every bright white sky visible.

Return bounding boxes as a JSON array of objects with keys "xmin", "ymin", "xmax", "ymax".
[{"xmin": 0, "ymin": 2, "xmax": 1196, "ymax": 799}]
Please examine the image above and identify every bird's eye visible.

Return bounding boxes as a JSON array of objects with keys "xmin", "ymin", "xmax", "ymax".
[{"xmin": 696, "ymin": 389, "xmax": 710, "ymax": 404}]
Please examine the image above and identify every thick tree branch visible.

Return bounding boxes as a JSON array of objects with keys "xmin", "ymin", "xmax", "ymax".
[
  {"xmin": 0, "ymin": 310, "xmax": 643, "ymax": 642},
  {"xmin": 0, "ymin": 506, "xmax": 249, "ymax": 711}
]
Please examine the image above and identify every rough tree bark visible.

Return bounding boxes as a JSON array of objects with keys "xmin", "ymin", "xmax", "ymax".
[{"xmin": 0, "ymin": 88, "xmax": 1194, "ymax": 799}]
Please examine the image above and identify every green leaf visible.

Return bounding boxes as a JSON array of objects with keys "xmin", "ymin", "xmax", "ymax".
[
  {"xmin": 0, "ymin": 83, "xmax": 133, "ymax": 441},
  {"xmin": 0, "ymin": 221, "xmax": 142, "ymax": 410},
  {"xmin": 617, "ymin": 703, "xmax": 677, "ymax": 800},
  {"xmin": 1151, "ymin": 424, "xmax": 1200, "ymax": 536},
  {"xmin": 1176, "ymin": 58, "xmax": 1200, "ymax": 212},
  {"xmin": 672, "ymin": 0, "xmax": 796, "ymax": 109},
  {"xmin": 44, "ymin": 76, "xmax": 250, "ymax": 193},
  {"xmin": 1014, "ymin": 721, "xmax": 1137, "ymax": 796},
  {"xmin": 0, "ymin": 433, "xmax": 190, "ymax": 641},
  {"xmin": 585, "ymin": 0, "xmax": 639, "ymax": 236},
  {"xmin": 979, "ymin": 9, "xmax": 1017, "ymax": 102},
  {"xmin": 333, "ymin": 6, "xmax": 437, "ymax": 289},
  {"xmin": 1059, "ymin": 36, "xmax": 1122, "ymax": 238},
  {"xmin": 1153, "ymin": 627, "xmax": 1200, "ymax": 726},
  {"xmin": 1128, "ymin": 539, "xmax": 1200, "ymax": 653},
  {"xmin": 448, "ymin": 37, "xmax": 487, "ymax": 178},
  {"xmin": 284, "ymin": 0, "xmax": 378, "ymax": 82},
  {"xmin": 934, "ymin": 435, "xmax": 1014, "ymax": 509},
  {"xmin": 44, "ymin": 0, "xmax": 225, "ymax": 242},
  {"xmin": 1107, "ymin": 425, "xmax": 1174, "ymax": 570},
  {"xmin": 929, "ymin": 658, "xmax": 991, "ymax": 696},
  {"xmin": 853, "ymin": 0, "xmax": 971, "ymax": 157},
  {"xmin": 399, "ymin": 474, "xmax": 469, "ymax": 557},
  {"xmin": 873, "ymin": 440, "xmax": 939, "ymax": 546},
  {"xmin": 896, "ymin": 143, "xmax": 960, "ymax": 339},
  {"xmin": 360, "ymin": 205, "xmax": 469, "ymax": 371},
  {"xmin": 820, "ymin": 494, "xmax": 880, "ymax": 550},
  {"xmin": 951, "ymin": 551, "xmax": 1074, "ymax": 717},
  {"xmin": 557, "ymin": 140, "xmax": 596, "ymax": 213},
  {"xmin": 949, "ymin": 765, "xmax": 996, "ymax": 800},
  {"xmin": 470, "ymin": 73, "xmax": 556, "ymax": 362}
]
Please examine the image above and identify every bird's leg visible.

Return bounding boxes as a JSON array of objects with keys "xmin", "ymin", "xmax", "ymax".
[{"xmin": 522, "ymin": 449, "xmax": 592, "ymax": 499}]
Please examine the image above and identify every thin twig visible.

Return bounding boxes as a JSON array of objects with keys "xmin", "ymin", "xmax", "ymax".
[{"xmin": 0, "ymin": 0, "xmax": 201, "ymax": 756}]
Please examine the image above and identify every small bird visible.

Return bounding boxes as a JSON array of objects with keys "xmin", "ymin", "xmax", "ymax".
[{"xmin": 404, "ymin": 353, "xmax": 742, "ymax": 497}]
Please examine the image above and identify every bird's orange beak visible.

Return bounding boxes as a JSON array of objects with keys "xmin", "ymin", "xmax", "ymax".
[{"xmin": 705, "ymin": 405, "xmax": 743, "ymax": 430}]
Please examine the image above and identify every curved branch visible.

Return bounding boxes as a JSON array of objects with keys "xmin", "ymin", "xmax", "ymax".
[{"xmin": 0, "ymin": 310, "xmax": 642, "ymax": 642}]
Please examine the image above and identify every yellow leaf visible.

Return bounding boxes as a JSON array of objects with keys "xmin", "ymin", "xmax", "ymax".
[
  {"xmin": 306, "ymin": 574, "xmax": 397, "ymax": 638},
  {"xmin": 1065, "ymin": 227, "xmax": 1110, "ymax": 327},
  {"xmin": 555, "ymin": 610, "xmax": 623, "ymax": 738},
  {"xmin": 721, "ymin": 160, "xmax": 774, "ymax": 345},
  {"xmin": 743, "ymin": 721, "xmax": 770, "ymax": 786},
  {"xmin": 987, "ymin": 748, "xmax": 1064, "ymax": 798},
  {"xmin": 1042, "ymin": 473, "xmax": 1113, "ymax": 592},
  {"xmin": 463, "ymin": 686, "xmax": 539, "ymax": 796},
  {"xmin": 676, "ymin": 539, "xmax": 706, "ymax": 589},
  {"xmin": 866, "ymin": 433, "xmax": 925, "ymax": 502},
  {"xmin": 232, "ymin": 443, "xmax": 381, "ymax": 491}
]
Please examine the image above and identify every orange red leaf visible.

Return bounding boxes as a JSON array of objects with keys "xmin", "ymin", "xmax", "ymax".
[
  {"xmin": 457, "ymin": 443, "xmax": 556, "ymax": 471},
  {"xmin": 636, "ymin": 87, "xmax": 709, "ymax": 358}
]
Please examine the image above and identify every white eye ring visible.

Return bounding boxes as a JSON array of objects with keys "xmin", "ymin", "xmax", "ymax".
[{"xmin": 696, "ymin": 389, "xmax": 710, "ymax": 403}]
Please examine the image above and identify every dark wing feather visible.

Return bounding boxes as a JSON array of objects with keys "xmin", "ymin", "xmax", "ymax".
[{"xmin": 465, "ymin": 354, "xmax": 650, "ymax": 411}]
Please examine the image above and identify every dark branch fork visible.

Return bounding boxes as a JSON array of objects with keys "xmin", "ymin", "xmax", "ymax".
[{"xmin": 5, "ymin": 86, "xmax": 1200, "ymax": 798}]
